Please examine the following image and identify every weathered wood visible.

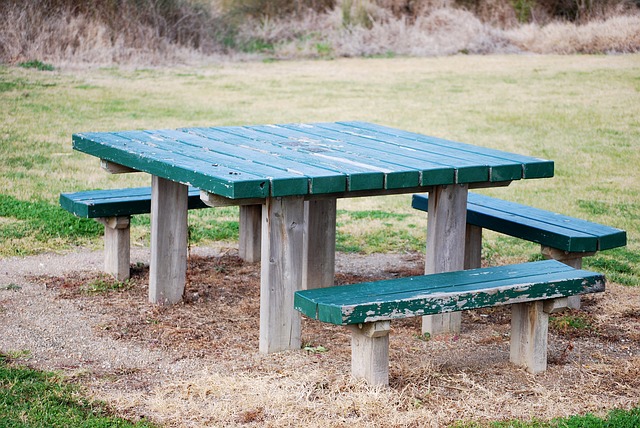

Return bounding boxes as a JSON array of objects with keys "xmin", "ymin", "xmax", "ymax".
[
  {"xmin": 100, "ymin": 159, "xmax": 137, "ymax": 174},
  {"xmin": 260, "ymin": 196, "xmax": 305, "ymax": 353},
  {"xmin": 302, "ymin": 199, "xmax": 336, "ymax": 289},
  {"xmin": 102, "ymin": 216, "xmax": 131, "ymax": 281},
  {"xmin": 464, "ymin": 224, "xmax": 483, "ymax": 270},
  {"xmin": 239, "ymin": 205, "xmax": 262, "ymax": 263},
  {"xmin": 348, "ymin": 321, "xmax": 391, "ymax": 386},
  {"xmin": 510, "ymin": 301, "xmax": 549, "ymax": 373},
  {"xmin": 339, "ymin": 121, "xmax": 555, "ymax": 180},
  {"xmin": 412, "ymin": 193, "xmax": 627, "ymax": 253},
  {"xmin": 296, "ymin": 261, "xmax": 605, "ymax": 382},
  {"xmin": 294, "ymin": 260, "xmax": 605, "ymax": 325},
  {"xmin": 149, "ymin": 176, "xmax": 188, "ymax": 305},
  {"xmin": 541, "ymin": 246, "xmax": 595, "ymax": 310},
  {"xmin": 422, "ymin": 184, "xmax": 469, "ymax": 336},
  {"xmin": 60, "ymin": 186, "xmax": 208, "ymax": 219},
  {"xmin": 543, "ymin": 297, "xmax": 569, "ymax": 314}
]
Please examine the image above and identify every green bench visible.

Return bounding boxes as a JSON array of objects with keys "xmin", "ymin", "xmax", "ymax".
[
  {"xmin": 412, "ymin": 192, "xmax": 626, "ymax": 308},
  {"xmin": 295, "ymin": 259, "xmax": 605, "ymax": 385},
  {"xmin": 60, "ymin": 187, "xmax": 209, "ymax": 280}
]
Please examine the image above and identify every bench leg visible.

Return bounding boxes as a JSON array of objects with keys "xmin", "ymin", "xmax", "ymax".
[
  {"xmin": 302, "ymin": 199, "xmax": 337, "ymax": 289},
  {"xmin": 259, "ymin": 196, "xmax": 305, "ymax": 353},
  {"xmin": 99, "ymin": 216, "xmax": 131, "ymax": 282},
  {"xmin": 149, "ymin": 177, "xmax": 189, "ymax": 305},
  {"xmin": 239, "ymin": 205, "xmax": 262, "ymax": 263},
  {"xmin": 348, "ymin": 321, "xmax": 391, "ymax": 386},
  {"xmin": 422, "ymin": 184, "xmax": 468, "ymax": 336},
  {"xmin": 541, "ymin": 246, "xmax": 595, "ymax": 310},
  {"xmin": 510, "ymin": 301, "xmax": 549, "ymax": 373}
]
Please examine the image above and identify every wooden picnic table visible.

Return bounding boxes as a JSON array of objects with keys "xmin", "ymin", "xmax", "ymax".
[{"xmin": 72, "ymin": 121, "xmax": 554, "ymax": 353}]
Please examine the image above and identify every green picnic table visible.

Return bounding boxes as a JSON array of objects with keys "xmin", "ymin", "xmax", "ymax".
[{"xmin": 72, "ymin": 121, "xmax": 554, "ymax": 355}]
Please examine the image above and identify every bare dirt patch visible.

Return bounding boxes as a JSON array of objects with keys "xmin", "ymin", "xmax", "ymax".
[{"xmin": 1, "ymin": 247, "xmax": 639, "ymax": 427}]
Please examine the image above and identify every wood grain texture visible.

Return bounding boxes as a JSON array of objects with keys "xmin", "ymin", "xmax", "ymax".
[
  {"xmin": 302, "ymin": 199, "xmax": 336, "ymax": 290},
  {"xmin": 412, "ymin": 192, "xmax": 627, "ymax": 253},
  {"xmin": 260, "ymin": 196, "xmax": 305, "ymax": 353},
  {"xmin": 422, "ymin": 184, "xmax": 468, "ymax": 335},
  {"xmin": 239, "ymin": 205, "xmax": 262, "ymax": 263},
  {"xmin": 294, "ymin": 260, "xmax": 605, "ymax": 325},
  {"xmin": 149, "ymin": 177, "xmax": 188, "ymax": 305},
  {"xmin": 74, "ymin": 121, "xmax": 555, "ymax": 199}
]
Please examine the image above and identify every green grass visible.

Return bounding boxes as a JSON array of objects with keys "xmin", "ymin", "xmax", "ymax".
[
  {"xmin": 1, "ymin": 56, "xmax": 638, "ymax": 285},
  {"xmin": 456, "ymin": 407, "xmax": 640, "ymax": 427},
  {"xmin": 0, "ymin": 354, "xmax": 155, "ymax": 427},
  {"xmin": 0, "ymin": 53, "xmax": 639, "ymax": 428}
]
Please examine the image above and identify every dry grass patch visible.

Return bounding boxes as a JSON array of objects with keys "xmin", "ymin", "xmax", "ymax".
[{"xmin": 29, "ymin": 252, "xmax": 640, "ymax": 427}]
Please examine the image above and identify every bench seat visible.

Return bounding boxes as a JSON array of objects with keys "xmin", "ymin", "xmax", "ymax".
[
  {"xmin": 412, "ymin": 192, "xmax": 626, "ymax": 253},
  {"xmin": 295, "ymin": 259, "xmax": 605, "ymax": 385},
  {"xmin": 412, "ymin": 192, "xmax": 625, "ymax": 311},
  {"xmin": 60, "ymin": 187, "xmax": 209, "ymax": 280},
  {"xmin": 60, "ymin": 186, "xmax": 208, "ymax": 218}
]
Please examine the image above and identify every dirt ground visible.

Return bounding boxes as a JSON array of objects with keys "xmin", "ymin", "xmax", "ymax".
[{"xmin": 0, "ymin": 245, "xmax": 639, "ymax": 427}]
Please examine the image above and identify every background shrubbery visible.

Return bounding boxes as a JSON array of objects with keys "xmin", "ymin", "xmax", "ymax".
[{"xmin": 1, "ymin": 0, "xmax": 639, "ymax": 64}]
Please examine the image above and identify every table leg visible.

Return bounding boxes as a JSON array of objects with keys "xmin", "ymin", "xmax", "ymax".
[
  {"xmin": 149, "ymin": 176, "xmax": 188, "ymax": 305},
  {"xmin": 422, "ymin": 184, "xmax": 469, "ymax": 336},
  {"xmin": 302, "ymin": 199, "xmax": 337, "ymax": 289},
  {"xmin": 260, "ymin": 196, "xmax": 305, "ymax": 353},
  {"xmin": 239, "ymin": 204, "xmax": 262, "ymax": 263}
]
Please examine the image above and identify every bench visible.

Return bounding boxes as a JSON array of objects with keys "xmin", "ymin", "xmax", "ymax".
[
  {"xmin": 412, "ymin": 192, "xmax": 626, "ymax": 309},
  {"xmin": 60, "ymin": 187, "xmax": 209, "ymax": 281},
  {"xmin": 295, "ymin": 259, "xmax": 605, "ymax": 386}
]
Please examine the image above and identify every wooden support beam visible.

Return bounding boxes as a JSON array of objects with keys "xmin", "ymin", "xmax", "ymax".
[
  {"xmin": 239, "ymin": 205, "xmax": 262, "ymax": 263},
  {"xmin": 149, "ymin": 176, "xmax": 188, "ymax": 305},
  {"xmin": 541, "ymin": 246, "xmax": 595, "ymax": 310},
  {"xmin": 348, "ymin": 321, "xmax": 391, "ymax": 386},
  {"xmin": 302, "ymin": 199, "xmax": 336, "ymax": 289},
  {"xmin": 510, "ymin": 301, "xmax": 549, "ymax": 373},
  {"xmin": 98, "ymin": 216, "xmax": 131, "ymax": 281},
  {"xmin": 464, "ymin": 224, "xmax": 483, "ymax": 270},
  {"xmin": 100, "ymin": 159, "xmax": 137, "ymax": 174},
  {"xmin": 422, "ymin": 184, "xmax": 469, "ymax": 336},
  {"xmin": 259, "ymin": 196, "xmax": 305, "ymax": 353}
]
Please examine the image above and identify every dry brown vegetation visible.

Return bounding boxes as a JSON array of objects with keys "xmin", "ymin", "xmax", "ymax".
[
  {"xmin": 1, "ymin": 0, "xmax": 639, "ymax": 65},
  {"xmin": 21, "ymin": 251, "xmax": 640, "ymax": 426}
]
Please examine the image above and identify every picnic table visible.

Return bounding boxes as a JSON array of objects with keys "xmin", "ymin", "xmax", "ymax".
[{"xmin": 72, "ymin": 121, "xmax": 555, "ymax": 354}]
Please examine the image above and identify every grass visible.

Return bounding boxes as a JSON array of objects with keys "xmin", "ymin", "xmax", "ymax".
[
  {"xmin": 0, "ymin": 56, "xmax": 638, "ymax": 284},
  {"xmin": 0, "ymin": 55, "xmax": 639, "ymax": 425},
  {"xmin": 0, "ymin": 354, "xmax": 155, "ymax": 427}
]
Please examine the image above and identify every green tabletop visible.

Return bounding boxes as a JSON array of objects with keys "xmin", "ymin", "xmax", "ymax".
[{"xmin": 73, "ymin": 121, "xmax": 553, "ymax": 199}]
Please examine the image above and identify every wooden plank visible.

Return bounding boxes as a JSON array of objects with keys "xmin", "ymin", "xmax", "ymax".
[
  {"xmin": 313, "ymin": 122, "xmax": 519, "ymax": 183},
  {"xmin": 340, "ymin": 121, "xmax": 555, "ymax": 180},
  {"xmin": 60, "ymin": 187, "xmax": 208, "ymax": 218},
  {"xmin": 294, "ymin": 260, "xmax": 606, "ymax": 325},
  {"xmin": 422, "ymin": 185, "xmax": 468, "ymax": 335},
  {"xmin": 73, "ymin": 133, "xmax": 269, "ymax": 199},
  {"xmin": 176, "ymin": 127, "xmax": 348, "ymax": 195},
  {"xmin": 412, "ymin": 193, "xmax": 621, "ymax": 253},
  {"xmin": 302, "ymin": 199, "xmax": 336, "ymax": 289},
  {"xmin": 260, "ymin": 196, "xmax": 305, "ymax": 353},
  {"xmin": 103, "ymin": 217, "xmax": 131, "ymax": 281},
  {"xmin": 149, "ymin": 177, "xmax": 188, "ymax": 305},
  {"xmin": 348, "ymin": 322, "xmax": 391, "ymax": 386},
  {"xmin": 186, "ymin": 126, "xmax": 384, "ymax": 192},
  {"xmin": 279, "ymin": 123, "xmax": 461, "ymax": 186},
  {"xmin": 469, "ymin": 195, "xmax": 626, "ymax": 252},
  {"xmin": 464, "ymin": 224, "xmax": 483, "ymax": 270},
  {"xmin": 248, "ymin": 124, "xmax": 423, "ymax": 190},
  {"xmin": 510, "ymin": 301, "xmax": 548, "ymax": 373},
  {"xmin": 123, "ymin": 130, "xmax": 309, "ymax": 198},
  {"xmin": 239, "ymin": 205, "xmax": 262, "ymax": 263},
  {"xmin": 100, "ymin": 160, "xmax": 137, "ymax": 174}
]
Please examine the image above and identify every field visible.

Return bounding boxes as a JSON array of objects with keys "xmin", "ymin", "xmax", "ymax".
[{"xmin": 0, "ymin": 55, "xmax": 639, "ymax": 426}]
